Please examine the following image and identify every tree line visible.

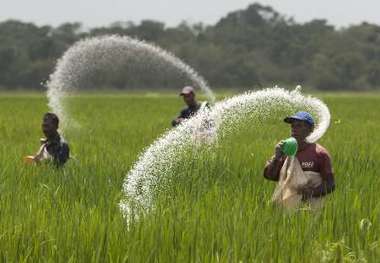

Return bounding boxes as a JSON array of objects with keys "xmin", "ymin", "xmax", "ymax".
[{"xmin": 1, "ymin": 3, "xmax": 380, "ymax": 91}]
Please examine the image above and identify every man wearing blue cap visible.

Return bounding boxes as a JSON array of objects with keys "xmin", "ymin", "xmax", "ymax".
[{"xmin": 263, "ymin": 111, "xmax": 335, "ymax": 202}]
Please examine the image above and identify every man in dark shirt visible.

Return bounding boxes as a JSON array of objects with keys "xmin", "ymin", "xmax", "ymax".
[
  {"xmin": 33, "ymin": 113, "xmax": 70, "ymax": 167},
  {"xmin": 172, "ymin": 86, "xmax": 201, "ymax": 127},
  {"xmin": 263, "ymin": 111, "xmax": 335, "ymax": 201}
]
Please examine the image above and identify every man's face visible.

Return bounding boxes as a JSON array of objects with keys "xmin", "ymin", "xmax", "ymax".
[
  {"xmin": 290, "ymin": 120, "xmax": 313, "ymax": 141},
  {"xmin": 42, "ymin": 119, "xmax": 57, "ymax": 138},
  {"xmin": 182, "ymin": 92, "xmax": 195, "ymax": 106}
]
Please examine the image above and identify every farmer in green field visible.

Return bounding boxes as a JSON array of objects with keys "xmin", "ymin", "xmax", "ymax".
[
  {"xmin": 263, "ymin": 112, "xmax": 335, "ymax": 205},
  {"xmin": 172, "ymin": 86, "xmax": 202, "ymax": 127},
  {"xmin": 25, "ymin": 113, "xmax": 70, "ymax": 167}
]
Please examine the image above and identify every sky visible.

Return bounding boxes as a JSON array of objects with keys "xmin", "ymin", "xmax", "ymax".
[{"xmin": 1, "ymin": 0, "xmax": 380, "ymax": 28}]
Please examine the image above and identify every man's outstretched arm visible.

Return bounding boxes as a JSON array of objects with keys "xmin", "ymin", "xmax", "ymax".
[{"xmin": 263, "ymin": 156, "xmax": 284, "ymax": 181}]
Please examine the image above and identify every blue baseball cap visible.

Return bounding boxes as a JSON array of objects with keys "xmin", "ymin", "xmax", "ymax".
[{"xmin": 284, "ymin": 111, "xmax": 314, "ymax": 126}]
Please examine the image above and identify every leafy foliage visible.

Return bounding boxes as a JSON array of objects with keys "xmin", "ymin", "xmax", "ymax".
[{"xmin": 1, "ymin": 4, "xmax": 380, "ymax": 90}]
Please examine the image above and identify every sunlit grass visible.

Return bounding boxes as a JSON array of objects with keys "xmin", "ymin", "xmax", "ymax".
[{"xmin": 0, "ymin": 93, "xmax": 379, "ymax": 262}]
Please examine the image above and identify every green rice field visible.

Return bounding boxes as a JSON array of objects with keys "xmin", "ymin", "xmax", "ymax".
[{"xmin": 0, "ymin": 92, "xmax": 379, "ymax": 262}]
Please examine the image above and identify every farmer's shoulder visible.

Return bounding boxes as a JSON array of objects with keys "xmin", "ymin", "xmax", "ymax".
[
  {"xmin": 59, "ymin": 136, "xmax": 70, "ymax": 149},
  {"xmin": 315, "ymin": 143, "xmax": 331, "ymax": 159},
  {"xmin": 62, "ymin": 141, "xmax": 70, "ymax": 149},
  {"xmin": 180, "ymin": 107, "xmax": 190, "ymax": 114}
]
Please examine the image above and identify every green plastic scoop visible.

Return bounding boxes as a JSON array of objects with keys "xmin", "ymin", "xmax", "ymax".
[{"xmin": 281, "ymin": 137, "xmax": 298, "ymax": 156}]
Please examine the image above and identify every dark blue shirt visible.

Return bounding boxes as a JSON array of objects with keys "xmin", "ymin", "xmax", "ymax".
[
  {"xmin": 172, "ymin": 103, "xmax": 202, "ymax": 127},
  {"xmin": 44, "ymin": 134, "xmax": 70, "ymax": 167}
]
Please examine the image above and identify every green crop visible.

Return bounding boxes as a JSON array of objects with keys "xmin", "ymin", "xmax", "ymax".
[{"xmin": 0, "ymin": 93, "xmax": 378, "ymax": 262}]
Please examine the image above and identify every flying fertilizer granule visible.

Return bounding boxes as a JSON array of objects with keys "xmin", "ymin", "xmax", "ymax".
[
  {"xmin": 121, "ymin": 87, "xmax": 331, "ymax": 216},
  {"xmin": 46, "ymin": 35, "xmax": 215, "ymax": 130}
]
